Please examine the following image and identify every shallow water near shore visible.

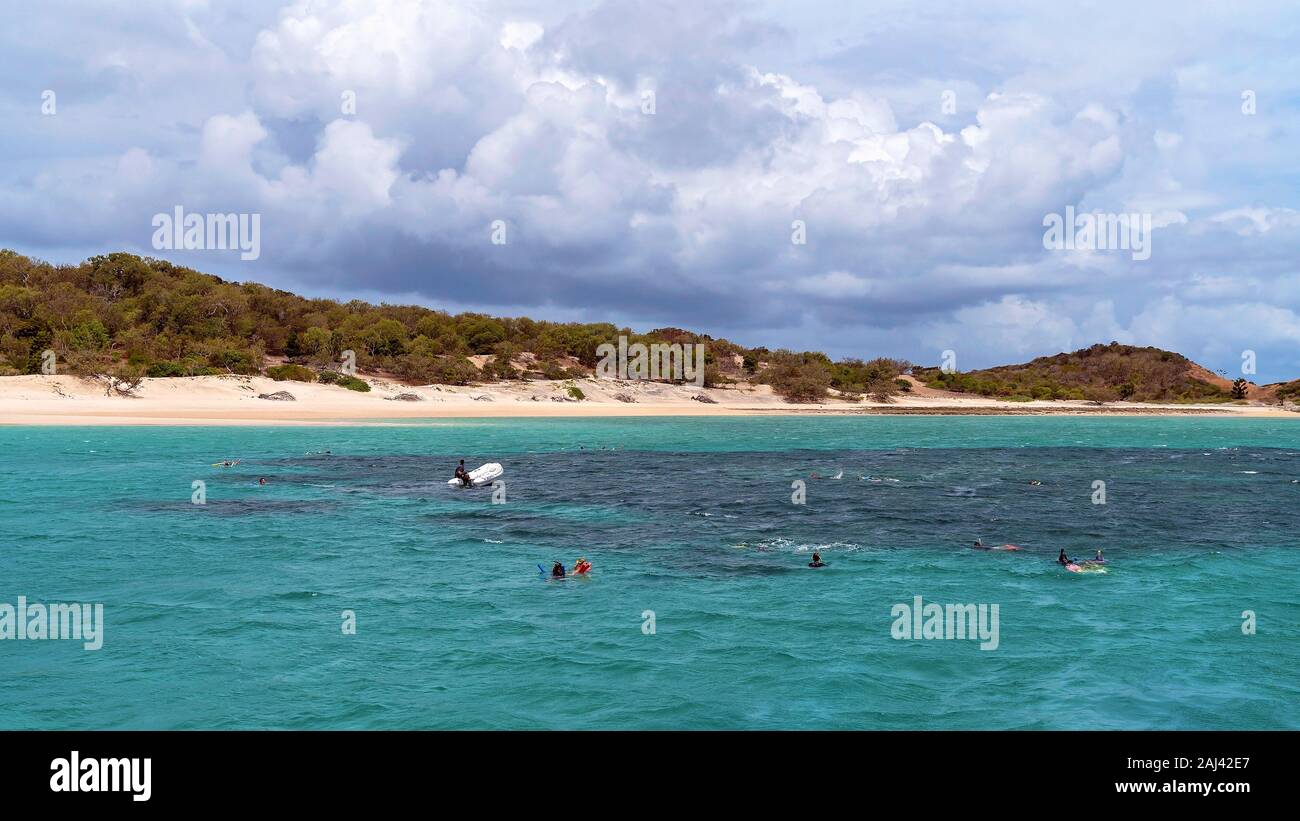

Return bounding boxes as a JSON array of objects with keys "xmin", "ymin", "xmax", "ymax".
[{"xmin": 2, "ymin": 415, "xmax": 1298, "ymax": 729}]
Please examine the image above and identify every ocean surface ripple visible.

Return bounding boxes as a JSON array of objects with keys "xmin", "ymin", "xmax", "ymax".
[{"xmin": 2, "ymin": 416, "xmax": 1297, "ymax": 729}]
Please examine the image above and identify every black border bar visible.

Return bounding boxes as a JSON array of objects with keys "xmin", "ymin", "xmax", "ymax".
[{"xmin": 1, "ymin": 730, "xmax": 1284, "ymax": 808}]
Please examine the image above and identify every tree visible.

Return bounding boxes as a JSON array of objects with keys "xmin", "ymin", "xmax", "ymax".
[
  {"xmin": 761, "ymin": 361, "xmax": 831, "ymax": 402},
  {"xmin": 458, "ymin": 316, "xmax": 507, "ymax": 354},
  {"xmin": 867, "ymin": 376, "xmax": 899, "ymax": 403},
  {"xmin": 1231, "ymin": 378, "xmax": 1248, "ymax": 399},
  {"xmin": 300, "ymin": 326, "xmax": 334, "ymax": 359},
  {"xmin": 1083, "ymin": 386, "xmax": 1118, "ymax": 404},
  {"xmin": 361, "ymin": 318, "xmax": 407, "ymax": 357},
  {"xmin": 433, "ymin": 356, "xmax": 480, "ymax": 385},
  {"xmin": 484, "ymin": 343, "xmax": 519, "ymax": 380}
]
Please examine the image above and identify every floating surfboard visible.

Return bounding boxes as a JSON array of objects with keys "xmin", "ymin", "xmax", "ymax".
[{"xmin": 1067, "ymin": 562, "xmax": 1108, "ymax": 574}]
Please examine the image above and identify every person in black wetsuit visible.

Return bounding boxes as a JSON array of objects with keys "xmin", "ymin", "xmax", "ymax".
[
  {"xmin": 808, "ymin": 551, "xmax": 825, "ymax": 568},
  {"xmin": 1058, "ymin": 548, "xmax": 1072, "ymax": 565},
  {"xmin": 454, "ymin": 459, "xmax": 471, "ymax": 487},
  {"xmin": 551, "ymin": 561, "xmax": 566, "ymax": 578}
]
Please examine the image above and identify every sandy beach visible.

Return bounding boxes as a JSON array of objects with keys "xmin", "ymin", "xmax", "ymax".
[{"xmin": 2, "ymin": 374, "xmax": 1295, "ymax": 425}]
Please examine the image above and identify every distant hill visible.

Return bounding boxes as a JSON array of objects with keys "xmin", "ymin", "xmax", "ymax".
[
  {"xmin": 913, "ymin": 343, "xmax": 1247, "ymax": 403},
  {"xmin": 1264, "ymin": 378, "xmax": 1300, "ymax": 404}
]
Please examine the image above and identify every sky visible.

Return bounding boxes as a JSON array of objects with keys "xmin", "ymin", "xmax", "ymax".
[{"xmin": 2, "ymin": 0, "xmax": 1300, "ymax": 379}]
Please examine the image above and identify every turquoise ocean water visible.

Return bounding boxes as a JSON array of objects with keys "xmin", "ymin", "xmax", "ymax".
[{"xmin": 1, "ymin": 416, "xmax": 1297, "ymax": 729}]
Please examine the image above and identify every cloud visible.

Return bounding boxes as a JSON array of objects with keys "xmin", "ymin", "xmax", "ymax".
[
  {"xmin": 2, "ymin": 0, "xmax": 1300, "ymax": 378},
  {"xmin": 199, "ymin": 112, "xmax": 267, "ymax": 173}
]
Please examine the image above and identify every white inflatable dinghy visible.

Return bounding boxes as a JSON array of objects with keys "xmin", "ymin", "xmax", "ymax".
[{"xmin": 448, "ymin": 462, "xmax": 503, "ymax": 488}]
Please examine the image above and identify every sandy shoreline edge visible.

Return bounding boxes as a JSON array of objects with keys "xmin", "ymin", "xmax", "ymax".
[{"xmin": 3, "ymin": 374, "xmax": 1297, "ymax": 426}]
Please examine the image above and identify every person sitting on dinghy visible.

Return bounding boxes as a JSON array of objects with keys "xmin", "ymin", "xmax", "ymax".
[{"xmin": 454, "ymin": 460, "xmax": 471, "ymax": 487}]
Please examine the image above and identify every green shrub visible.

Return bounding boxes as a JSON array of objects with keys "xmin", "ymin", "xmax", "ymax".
[
  {"xmin": 146, "ymin": 361, "xmax": 188, "ymax": 378},
  {"xmin": 867, "ymin": 377, "xmax": 900, "ymax": 402},
  {"xmin": 542, "ymin": 360, "xmax": 580, "ymax": 380},
  {"xmin": 758, "ymin": 358, "xmax": 832, "ymax": 402},
  {"xmin": 483, "ymin": 351, "xmax": 519, "ymax": 380},
  {"xmin": 208, "ymin": 349, "xmax": 262, "ymax": 375},
  {"xmin": 319, "ymin": 370, "xmax": 370, "ymax": 392},
  {"xmin": 769, "ymin": 370, "xmax": 830, "ymax": 402},
  {"xmin": 266, "ymin": 364, "xmax": 317, "ymax": 383},
  {"xmin": 567, "ymin": 385, "xmax": 585, "ymax": 400},
  {"xmin": 145, "ymin": 360, "xmax": 222, "ymax": 377},
  {"xmin": 431, "ymin": 356, "xmax": 480, "ymax": 386}
]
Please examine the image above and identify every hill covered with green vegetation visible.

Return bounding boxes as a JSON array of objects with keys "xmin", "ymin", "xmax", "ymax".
[
  {"xmin": 0, "ymin": 250, "xmax": 908, "ymax": 400},
  {"xmin": 0, "ymin": 250, "xmax": 1257, "ymax": 404},
  {"xmin": 913, "ymin": 343, "xmax": 1236, "ymax": 402}
]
